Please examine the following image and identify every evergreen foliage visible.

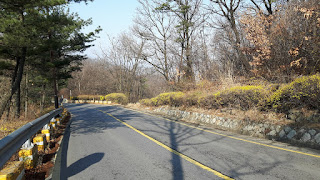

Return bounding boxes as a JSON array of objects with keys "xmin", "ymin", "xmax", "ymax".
[{"xmin": 0, "ymin": 0, "xmax": 100, "ymax": 118}]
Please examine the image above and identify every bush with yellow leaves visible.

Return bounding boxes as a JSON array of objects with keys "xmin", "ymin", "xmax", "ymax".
[
  {"xmin": 139, "ymin": 98, "xmax": 154, "ymax": 106},
  {"xmin": 140, "ymin": 92, "xmax": 185, "ymax": 107},
  {"xmin": 105, "ymin": 93, "xmax": 128, "ymax": 105},
  {"xmin": 266, "ymin": 74, "xmax": 320, "ymax": 112},
  {"xmin": 78, "ymin": 95, "xmax": 102, "ymax": 100},
  {"xmin": 184, "ymin": 91, "xmax": 204, "ymax": 106},
  {"xmin": 198, "ymin": 85, "xmax": 266, "ymax": 110}
]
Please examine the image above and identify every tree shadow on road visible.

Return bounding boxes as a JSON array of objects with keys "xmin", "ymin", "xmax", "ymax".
[
  {"xmin": 99, "ymin": 106, "xmax": 227, "ymax": 180},
  {"xmin": 64, "ymin": 104, "xmax": 124, "ymax": 136},
  {"xmin": 98, "ymin": 105, "xmax": 315, "ymax": 180},
  {"xmin": 53, "ymin": 110, "xmax": 105, "ymax": 179},
  {"xmin": 61, "ymin": 104, "xmax": 319, "ymax": 180},
  {"xmin": 66, "ymin": 152, "xmax": 104, "ymax": 178}
]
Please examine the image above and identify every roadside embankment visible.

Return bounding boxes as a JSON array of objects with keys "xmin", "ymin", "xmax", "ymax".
[{"xmin": 127, "ymin": 105, "xmax": 320, "ymax": 150}]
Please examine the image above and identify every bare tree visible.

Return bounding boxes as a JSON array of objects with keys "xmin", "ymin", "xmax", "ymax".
[
  {"xmin": 249, "ymin": 0, "xmax": 273, "ymax": 15},
  {"xmin": 133, "ymin": 0, "xmax": 177, "ymax": 83},
  {"xmin": 209, "ymin": 0, "xmax": 252, "ymax": 75},
  {"xmin": 157, "ymin": 0, "xmax": 206, "ymax": 83},
  {"xmin": 99, "ymin": 33, "xmax": 147, "ymax": 102}
]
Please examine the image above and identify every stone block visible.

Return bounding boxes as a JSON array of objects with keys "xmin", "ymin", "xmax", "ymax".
[
  {"xmin": 300, "ymin": 133, "xmax": 311, "ymax": 142},
  {"xmin": 284, "ymin": 126, "xmax": 292, "ymax": 133},
  {"xmin": 287, "ymin": 130, "xmax": 297, "ymax": 139},
  {"xmin": 308, "ymin": 129, "xmax": 317, "ymax": 136},
  {"xmin": 267, "ymin": 130, "xmax": 277, "ymax": 136},
  {"xmin": 314, "ymin": 133, "xmax": 320, "ymax": 144},
  {"xmin": 279, "ymin": 130, "xmax": 286, "ymax": 138}
]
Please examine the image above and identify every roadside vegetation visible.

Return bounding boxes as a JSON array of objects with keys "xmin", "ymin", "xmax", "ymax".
[
  {"xmin": 140, "ymin": 75, "xmax": 320, "ymax": 112},
  {"xmin": 138, "ymin": 74, "xmax": 320, "ymax": 127},
  {"xmin": 0, "ymin": 106, "xmax": 54, "ymax": 140},
  {"xmin": 71, "ymin": 93, "xmax": 129, "ymax": 105}
]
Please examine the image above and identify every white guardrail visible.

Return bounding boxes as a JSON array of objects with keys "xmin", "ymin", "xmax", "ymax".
[{"xmin": 0, "ymin": 108, "xmax": 63, "ymax": 168}]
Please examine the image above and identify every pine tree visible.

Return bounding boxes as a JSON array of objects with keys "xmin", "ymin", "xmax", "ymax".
[{"xmin": 0, "ymin": 0, "xmax": 100, "ymax": 118}]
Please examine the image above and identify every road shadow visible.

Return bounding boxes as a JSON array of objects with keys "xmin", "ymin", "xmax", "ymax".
[
  {"xmin": 53, "ymin": 112, "xmax": 105, "ymax": 179},
  {"xmin": 60, "ymin": 104, "xmax": 319, "ymax": 179},
  {"xmin": 97, "ymin": 105, "xmax": 226, "ymax": 180},
  {"xmin": 97, "ymin": 105, "xmax": 306, "ymax": 180},
  {"xmin": 66, "ymin": 152, "xmax": 104, "ymax": 178},
  {"xmin": 64, "ymin": 104, "xmax": 124, "ymax": 136}
]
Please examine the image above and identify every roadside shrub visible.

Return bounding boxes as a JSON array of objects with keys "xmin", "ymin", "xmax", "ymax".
[
  {"xmin": 197, "ymin": 94, "xmax": 219, "ymax": 109},
  {"xmin": 105, "ymin": 93, "xmax": 128, "ymax": 105},
  {"xmin": 150, "ymin": 98, "xmax": 158, "ymax": 106},
  {"xmin": 70, "ymin": 96, "xmax": 78, "ymax": 100},
  {"xmin": 198, "ymin": 85, "xmax": 266, "ymax": 110},
  {"xmin": 78, "ymin": 95, "xmax": 102, "ymax": 100},
  {"xmin": 217, "ymin": 85, "xmax": 266, "ymax": 110},
  {"xmin": 140, "ymin": 99, "xmax": 153, "ymax": 106},
  {"xmin": 140, "ymin": 92, "xmax": 185, "ymax": 107},
  {"xmin": 100, "ymin": 96, "xmax": 105, "ymax": 101},
  {"xmin": 184, "ymin": 91, "xmax": 205, "ymax": 106},
  {"xmin": 155, "ymin": 92, "xmax": 185, "ymax": 106},
  {"xmin": 266, "ymin": 74, "xmax": 320, "ymax": 112}
]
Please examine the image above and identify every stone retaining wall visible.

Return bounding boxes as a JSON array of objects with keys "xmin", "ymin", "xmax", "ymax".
[{"xmin": 152, "ymin": 107, "xmax": 320, "ymax": 149}]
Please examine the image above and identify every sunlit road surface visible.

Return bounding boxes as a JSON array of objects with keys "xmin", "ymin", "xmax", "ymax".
[{"xmin": 53, "ymin": 103, "xmax": 320, "ymax": 180}]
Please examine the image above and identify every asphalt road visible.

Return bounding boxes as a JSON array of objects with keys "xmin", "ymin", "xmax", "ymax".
[{"xmin": 53, "ymin": 103, "xmax": 320, "ymax": 180}]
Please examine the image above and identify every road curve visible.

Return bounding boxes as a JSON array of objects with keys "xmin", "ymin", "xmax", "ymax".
[{"xmin": 53, "ymin": 103, "xmax": 320, "ymax": 180}]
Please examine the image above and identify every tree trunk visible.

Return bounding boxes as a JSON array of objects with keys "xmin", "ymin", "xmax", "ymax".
[
  {"xmin": 230, "ymin": 13, "xmax": 252, "ymax": 75},
  {"xmin": 24, "ymin": 69, "xmax": 28, "ymax": 118},
  {"xmin": 40, "ymin": 84, "xmax": 46, "ymax": 113},
  {"xmin": 0, "ymin": 47, "xmax": 27, "ymax": 119},
  {"xmin": 15, "ymin": 87, "xmax": 21, "ymax": 118},
  {"xmin": 53, "ymin": 70, "xmax": 59, "ymax": 109}
]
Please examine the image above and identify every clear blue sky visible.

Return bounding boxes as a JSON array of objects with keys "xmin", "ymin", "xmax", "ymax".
[{"xmin": 69, "ymin": 0, "xmax": 140, "ymax": 58}]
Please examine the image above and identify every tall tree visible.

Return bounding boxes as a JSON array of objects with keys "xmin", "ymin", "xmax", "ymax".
[
  {"xmin": 134, "ymin": 0, "xmax": 176, "ymax": 83},
  {"xmin": 0, "ymin": 0, "xmax": 99, "ymax": 118},
  {"xmin": 0, "ymin": 0, "xmax": 45, "ymax": 118},
  {"xmin": 33, "ymin": 6, "xmax": 100, "ymax": 108},
  {"xmin": 157, "ymin": 0, "xmax": 205, "ymax": 83},
  {"xmin": 100, "ymin": 33, "xmax": 146, "ymax": 102},
  {"xmin": 209, "ymin": 0, "xmax": 252, "ymax": 75}
]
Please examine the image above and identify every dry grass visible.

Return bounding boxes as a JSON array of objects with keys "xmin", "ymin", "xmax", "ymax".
[
  {"xmin": 0, "ymin": 105, "xmax": 55, "ymax": 140},
  {"xmin": 0, "ymin": 118, "xmax": 30, "ymax": 139}
]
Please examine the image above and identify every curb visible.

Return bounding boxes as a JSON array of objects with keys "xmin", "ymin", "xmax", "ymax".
[{"xmin": 46, "ymin": 114, "xmax": 73, "ymax": 180}]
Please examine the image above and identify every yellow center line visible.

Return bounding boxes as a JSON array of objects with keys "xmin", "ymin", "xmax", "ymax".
[
  {"xmin": 128, "ymin": 108, "xmax": 320, "ymax": 159},
  {"xmin": 100, "ymin": 110, "xmax": 234, "ymax": 180}
]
